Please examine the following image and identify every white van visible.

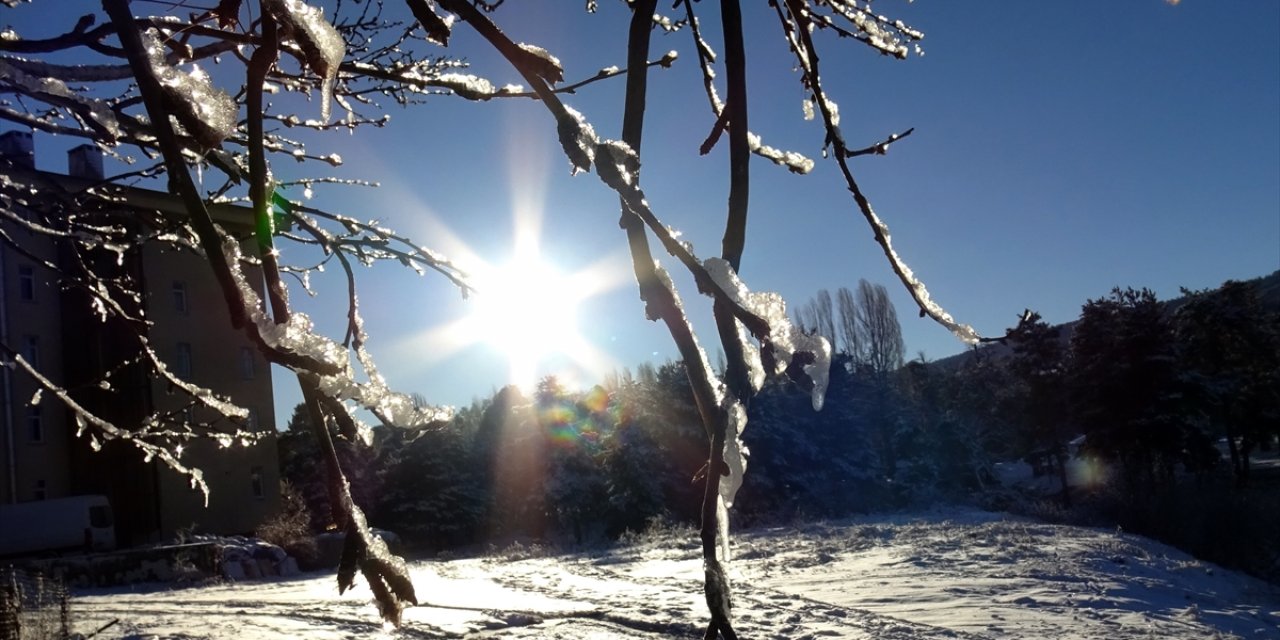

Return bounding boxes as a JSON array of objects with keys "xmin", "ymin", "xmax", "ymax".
[{"xmin": 0, "ymin": 495, "xmax": 116, "ymax": 557}]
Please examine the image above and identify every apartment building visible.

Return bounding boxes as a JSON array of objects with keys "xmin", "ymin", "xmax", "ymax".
[{"xmin": 0, "ymin": 131, "xmax": 280, "ymax": 547}]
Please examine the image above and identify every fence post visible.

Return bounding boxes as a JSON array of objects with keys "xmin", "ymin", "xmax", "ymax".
[
  {"xmin": 0, "ymin": 569, "xmax": 21, "ymax": 640},
  {"xmin": 59, "ymin": 585, "xmax": 70, "ymax": 640}
]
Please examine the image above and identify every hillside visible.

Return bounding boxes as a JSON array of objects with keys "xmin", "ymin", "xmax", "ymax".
[{"xmin": 932, "ymin": 270, "xmax": 1280, "ymax": 371}]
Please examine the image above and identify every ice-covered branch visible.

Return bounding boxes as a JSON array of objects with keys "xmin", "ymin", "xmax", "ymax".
[
  {"xmin": 104, "ymin": 0, "xmax": 345, "ymax": 375},
  {"xmin": 679, "ymin": 0, "xmax": 814, "ymax": 175},
  {"xmin": 773, "ymin": 0, "xmax": 982, "ymax": 345},
  {"xmin": 0, "ymin": 347, "xmax": 210, "ymax": 497},
  {"xmin": 846, "ymin": 126, "xmax": 915, "ymax": 158},
  {"xmin": 290, "ymin": 202, "xmax": 472, "ymax": 294},
  {"xmin": 811, "ymin": 0, "xmax": 924, "ymax": 59}
]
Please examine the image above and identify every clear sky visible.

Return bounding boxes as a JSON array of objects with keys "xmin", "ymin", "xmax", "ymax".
[{"xmin": 4, "ymin": 1, "xmax": 1278, "ymax": 430}]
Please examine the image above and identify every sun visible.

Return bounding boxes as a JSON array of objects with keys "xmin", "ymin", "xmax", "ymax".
[
  {"xmin": 401, "ymin": 209, "xmax": 628, "ymax": 392},
  {"xmin": 468, "ymin": 247, "xmax": 595, "ymax": 385},
  {"xmin": 395, "ymin": 112, "xmax": 630, "ymax": 391}
]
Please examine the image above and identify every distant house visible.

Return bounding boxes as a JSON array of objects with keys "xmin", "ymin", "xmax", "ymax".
[{"xmin": 0, "ymin": 130, "xmax": 280, "ymax": 547}]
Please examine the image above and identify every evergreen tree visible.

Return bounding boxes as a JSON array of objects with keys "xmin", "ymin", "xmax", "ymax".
[
  {"xmin": 1176, "ymin": 280, "xmax": 1280, "ymax": 484},
  {"xmin": 893, "ymin": 360, "xmax": 986, "ymax": 499},
  {"xmin": 278, "ymin": 402, "xmax": 388, "ymax": 531},
  {"xmin": 538, "ymin": 381, "xmax": 609, "ymax": 544},
  {"xmin": 375, "ymin": 424, "xmax": 486, "ymax": 550},
  {"xmin": 601, "ymin": 414, "xmax": 669, "ymax": 535},
  {"xmin": 1070, "ymin": 288, "xmax": 1191, "ymax": 494},
  {"xmin": 1005, "ymin": 312, "xmax": 1073, "ymax": 503}
]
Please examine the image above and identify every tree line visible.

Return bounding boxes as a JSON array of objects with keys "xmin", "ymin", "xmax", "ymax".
[{"xmin": 276, "ymin": 272, "xmax": 1278, "ymax": 560}]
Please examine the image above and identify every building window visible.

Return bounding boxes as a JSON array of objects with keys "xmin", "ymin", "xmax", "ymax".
[
  {"xmin": 22, "ymin": 335, "xmax": 39, "ymax": 367},
  {"xmin": 174, "ymin": 342, "xmax": 192, "ymax": 380},
  {"xmin": 172, "ymin": 281, "xmax": 188, "ymax": 314},
  {"xmin": 239, "ymin": 347, "xmax": 255, "ymax": 380},
  {"xmin": 33, "ymin": 479, "xmax": 46, "ymax": 501},
  {"xmin": 250, "ymin": 466, "xmax": 264, "ymax": 499},
  {"xmin": 17, "ymin": 265, "xmax": 35, "ymax": 302},
  {"xmin": 26, "ymin": 405, "xmax": 42, "ymax": 442},
  {"xmin": 245, "ymin": 408, "xmax": 259, "ymax": 431}
]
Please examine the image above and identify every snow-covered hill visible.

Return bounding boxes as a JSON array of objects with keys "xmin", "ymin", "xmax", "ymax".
[{"xmin": 72, "ymin": 509, "xmax": 1279, "ymax": 639}]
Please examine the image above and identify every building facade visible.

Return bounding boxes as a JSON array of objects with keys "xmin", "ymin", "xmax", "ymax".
[{"xmin": 0, "ymin": 130, "xmax": 281, "ymax": 547}]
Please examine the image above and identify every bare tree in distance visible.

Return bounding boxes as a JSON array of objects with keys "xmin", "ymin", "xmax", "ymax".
[
  {"xmin": 0, "ymin": 0, "xmax": 988, "ymax": 634},
  {"xmin": 858, "ymin": 279, "xmax": 907, "ymax": 376},
  {"xmin": 807, "ymin": 289, "xmax": 837, "ymax": 347},
  {"xmin": 837, "ymin": 285, "xmax": 864, "ymax": 362}
]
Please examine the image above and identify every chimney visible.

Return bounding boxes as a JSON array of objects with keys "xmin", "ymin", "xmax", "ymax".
[
  {"xmin": 68, "ymin": 144, "xmax": 104, "ymax": 180},
  {"xmin": 0, "ymin": 131, "xmax": 34, "ymax": 169}
]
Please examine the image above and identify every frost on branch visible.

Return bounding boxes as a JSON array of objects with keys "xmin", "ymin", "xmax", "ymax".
[
  {"xmin": 776, "ymin": 0, "xmax": 980, "ymax": 346},
  {"xmin": 747, "ymin": 131, "xmax": 814, "ymax": 175},
  {"xmin": 336, "ymin": 485, "xmax": 417, "ymax": 625},
  {"xmin": 650, "ymin": 263, "xmax": 726, "ymax": 407},
  {"xmin": 516, "ymin": 43, "xmax": 564, "ymax": 85},
  {"xmin": 863, "ymin": 206, "xmax": 981, "ymax": 345},
  {"xmin": 703, "ymin": 258, "xmax": 832, "ymax": 411},
  {"xmin": 559, "ymin": 106, "xmax": 599, "ymax": 175},
  {"xmin": 406, "ymin": 0, "xmax": 455, "ymax": 46},
  {"xmin": 596, "ymin": 139, "xmax": 640, "ymax": 188},
  {"xmin": 811, "ymin": 0, "xmax": 925, "ymax": 60},
  {"xmin": 264, "ymin": 0, "xmax": 346, "ymax": 122},
  {"xmin": 433, "ymin": 73, "xmax": 497, "ymax": 100},
  {"xmin": 222, "ymin": 238, "xmax": 452, "ymax": 430},
  {"xmin": 138, "ymin": 29, "xmax": 236, "ymax": 148},
  {"xmin": 6, "ymin": 350, "xmax": 211, "ymax": 499},
  {"xmin": 0, "ymin": 60, "xmax": 122, "ymax": 140}
]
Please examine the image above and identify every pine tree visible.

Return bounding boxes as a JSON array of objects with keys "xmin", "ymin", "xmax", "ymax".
[
  {"xmin": 1176, "ymin": 280, "xmax": 1280, "ymax": 484},
  {"xmin": 1070, "ymin": 288, "xmax": 1188, "ymax": 494}
]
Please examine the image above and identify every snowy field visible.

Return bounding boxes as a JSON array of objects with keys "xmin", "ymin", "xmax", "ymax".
[{"xmin": 72, "ymin": 509, "xmax": 1279, "ymax": 639}]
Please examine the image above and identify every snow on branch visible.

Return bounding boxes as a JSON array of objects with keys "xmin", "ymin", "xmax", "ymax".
[
  {"xmin": 680, "ymin": 0, "xmax": 814, "ymax": 175},
  {"xmin": 222, "ymin": 238, "xmax": 454, "ymax": 431},
  {"xmin": 772, "ymin": 0, "xmax": 983, "ymax": 345},
  {"xmin": 0, "ymin": 58, "xmax": 122, "ymax": 140},
  {"xmin": 1, "ymin": 347, "xmax": 211, "ymax": 498},
  {"xmin": 264, "ymin": 0, "xmax": 345, "ymax": 121}
]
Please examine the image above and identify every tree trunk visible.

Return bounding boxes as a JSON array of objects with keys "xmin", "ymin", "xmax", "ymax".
[
  {"xmin": 1053, "ymin": 446, "xmax": 1071, "ymax": 508},
  {"xmin": 1224, "ymin": 427, "xmax": 1244, "ymax": 486}
]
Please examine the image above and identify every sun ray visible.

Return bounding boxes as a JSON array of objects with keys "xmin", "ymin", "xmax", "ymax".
[
  {"xmin": 389, "ymin": 112, "xmax": 622, "ymax": 395},
  {"xmin": 565, "ymin": 249, "xmax": 635, "ymax": 300}
]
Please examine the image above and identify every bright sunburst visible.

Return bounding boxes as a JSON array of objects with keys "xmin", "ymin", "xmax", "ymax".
[
  {"xmin": 394, "ymin": 113, "xmax": 631, "ymax": 392},
  {"xmin": 466, "ymin": 243, "xmax": 602, "ymax": 386},
  {"xmin": 404, "ymin": 218, "xmax": 625, "ymax": 390}
]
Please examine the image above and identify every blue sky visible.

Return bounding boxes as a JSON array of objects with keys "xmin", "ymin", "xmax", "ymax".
[
  {"xmin": 4, "ymin": 1, "xmax": 1278, "ymax": 429},
  {"xmin": 290, "ymin": 0, "xmax": 1278, "ymax": 426}
]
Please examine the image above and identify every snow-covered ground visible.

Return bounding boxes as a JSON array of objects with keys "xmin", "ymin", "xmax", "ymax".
[{"xmin": 71, "ymin": 509, "xmax": 1279, "ymax": 639}]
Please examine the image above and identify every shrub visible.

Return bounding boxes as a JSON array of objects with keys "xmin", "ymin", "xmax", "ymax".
[{"xmin": 255, "ymin": 481, "xmax": 318, "ymax": 567}]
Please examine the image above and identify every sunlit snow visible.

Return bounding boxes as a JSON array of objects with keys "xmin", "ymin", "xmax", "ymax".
[{"xmin": 69, "ymin": 510, "xmax": 1279, "ymax": 639}]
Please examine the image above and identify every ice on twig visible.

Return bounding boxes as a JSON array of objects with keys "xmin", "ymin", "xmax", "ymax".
[
  {"xmin": 0, "ymin": 59, "xmax": 122, "ymax": 140},
  {"xmin": 516, "ymin": 43, "xmax": 563, "ymax": 84},
  {"xmin": 747, "ymin": 132, "xmax": 814, "ymax": 174},
  {"xmin": 434, "ymin": 72, "xmax": 496, "ymax": 100},
  {"xmin": 222, "ymin": 238, "xmax": 453, "ymax": 429},
  {"xmin": 139, "ymin": 29, "xmax": 236, "ymax": 147},
  {"xmin": 863, "ymin": 205, "xmax": 981, "ymax": 345},
  {"xmin": 264, "ymin": 0, "xmax": 346, "ymax": 122},
  {"xmin": 703, "ymin": 257, "xmax": 832, "ymax": 410},
  {"xmin": 596, "ymin": 140, "xmax": 640, "ymax": 189},
  {"xmin": 559, "ymin": 106, "xmax": 598, "ymax": 175}
]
